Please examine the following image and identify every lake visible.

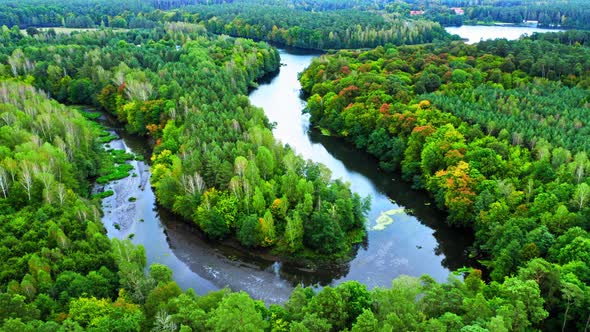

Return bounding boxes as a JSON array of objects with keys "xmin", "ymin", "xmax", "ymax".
[{"xmin": 446, "ymin": 25, "xmax": 563, "ymax": 44}]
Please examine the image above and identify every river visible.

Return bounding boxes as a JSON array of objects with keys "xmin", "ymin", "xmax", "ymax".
[
  {"xmin": 97, "ymin": 48, "xmax": 475, "ymax": 304},
  {"xmin": 446, "ymin": 25, "xmax": 563, "ymax": 44},
  {"xmin": 249, "ymin": 49, "xmax": 473, "ymax": 286}
]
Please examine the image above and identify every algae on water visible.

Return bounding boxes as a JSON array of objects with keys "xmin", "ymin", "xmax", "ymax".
[{"xmin": 371, "ymin": 208, "xmax": 406, "ymax": 231}]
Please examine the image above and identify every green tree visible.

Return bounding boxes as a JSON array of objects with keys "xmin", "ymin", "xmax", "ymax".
[
  {"xmin": 206, "ymin": 292, "xmax": 268, "ymax": 332},
  {"xmin": 304, "ymin": 286, "xmax": 348, "ymax": 330},
  {"xmin": 283, "ymin": 211, "xmax": 304, "ymax": 252},
  {"xmin": 351, "ymin": 309, "xmax": 378, "ymax": 332}
]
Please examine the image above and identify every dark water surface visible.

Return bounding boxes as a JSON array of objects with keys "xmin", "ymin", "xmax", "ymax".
[
  {"xmin": 249, "ymin": 49, "xmax": 473, "ymax": 287},
  {"xmin": 97, "ymin": 48, "xmax": 473, "ymax": 304}
]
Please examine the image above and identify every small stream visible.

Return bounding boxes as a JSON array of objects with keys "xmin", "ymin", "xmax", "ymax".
[{"xmin": 96, "ymin": 128, "xmax": 217, "ymax": 295}]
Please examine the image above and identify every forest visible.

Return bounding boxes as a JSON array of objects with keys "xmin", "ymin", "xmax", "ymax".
[
  {"xmin": 3, "ymin": 0, "xmax": 590, "ymax": 39},
  {"xmin": 177, "ymin": 2, "xmax": 451, "ymax": 49},
  {"xmin": 0, "ymin": 0, "xmax": 589, "ymax": 331},
  {"xmin": 300, "ymin": 31, "xmax": 590, "ymax": 331},
  {"xmin": 427, "ymin": 0, "xmax": 590, "ymax": 29},
  {"xmin": 0, "ymin": 0, "xmax": 453, "ymax": 50},
  {"xmin": 1, "ymin": 23, "xmax": 375, "ymax": 258}
]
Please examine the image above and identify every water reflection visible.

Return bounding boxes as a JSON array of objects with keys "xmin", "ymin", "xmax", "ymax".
[
  {"xmin": 249, "ymin": 49, "xmax": 474, "ymax": 288},
  {"xmin": 308, "ymin": 130, "xmax": 473, "ymax": 273}
]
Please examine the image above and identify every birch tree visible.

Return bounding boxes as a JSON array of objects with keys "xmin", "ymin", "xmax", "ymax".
[
  {"xmin": 573, "ymin": 183, "xmax": 590, "ymax": 210},
  {"xmin": 0, "ymin": 167, "xmax": 9, "ymax": 198},
  {"xmin": 20, "ymin": 161, "xmax": 35, "ymax": 201}
]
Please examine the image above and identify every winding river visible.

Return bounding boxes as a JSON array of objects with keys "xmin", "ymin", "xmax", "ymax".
[{"xmin": 97, "ymin": 48, "xmax": 475, "ymax": 304}]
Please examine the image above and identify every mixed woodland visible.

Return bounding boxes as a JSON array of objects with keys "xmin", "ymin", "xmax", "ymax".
[
  {"xmin": 437, "ymin": 0, "xmax": 590, "ymax": 29},
  {"xmin": 301, "ymin": 30, "xmax": 590, "ymax": 331},
  {"xmin": 0, "ymin": 0, "xmax": 589, "ymax": 331}
]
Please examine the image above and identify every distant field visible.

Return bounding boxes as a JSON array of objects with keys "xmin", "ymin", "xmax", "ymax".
[{"xmin": 21, "ymin": 27, "xmax": 129, "ymax": 35}]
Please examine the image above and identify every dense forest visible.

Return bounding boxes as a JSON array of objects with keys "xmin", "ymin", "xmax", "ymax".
[
  {"xmin": 0, "ymin": 0, "xmax": 454, "ymax": 50},
  {"xmin": 0, "ymin": 24, "xmax": 374, "ymax": 259},
  {"xmin": 3, "ymin": 0, "xmax": 590, "ymax": 40},
  {"xmin": 300, "ymin": 31, "xmax": 590, "ymax": 330},
  {"xmin": 422, "ymin": 0, "xmax": 590, "ymax": 29},
  {"xmin": 0, "ymin": 0, "xmax": 590, "ymax": 331},
  {"xmin": 0, "ymin": 67, "xmax": 569, "ymax": 330},
  {"xmin": 178, "ymin": 2, "xmax": 452, "ymax": 49}
]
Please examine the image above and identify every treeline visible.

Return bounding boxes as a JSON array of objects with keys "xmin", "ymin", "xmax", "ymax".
[
  {"xmin": 0, "ymin": 0, "xmax": 158, "ymax": 28},
  {"xmin": 300, "ymin": 32, "xmax": 590, "ymax": 330},
  {"xmin": 0, "ymin": 0, "xmax": 455, "ymax": 50},
  {"xmin": 528, "ymin": 29, "xmax": 590, "ymax": 46},
  {"xmin": 0, "ymin": 0, "xmax": 232, "ymax": 29},
  {"xmin": 289, "ymin": 0, "xmax": 389, "ymax": 11},
  {"xmin": 438, "ymin": 0, "xmax": 590, "ymax": 29},
  {"xmin": 162, "ymin": 0, "xmax": 391, "ymax": 12},
  {"xmin": 0, "ymin": 0, "xmax": 229, "ymax": 28},
  {"xmin": 179, "ymin": 2, "xmax": 452, "ymax": 49},
  {"xmin": 2, "ymin": 262, "xmax": 554, "ymax": 331}
]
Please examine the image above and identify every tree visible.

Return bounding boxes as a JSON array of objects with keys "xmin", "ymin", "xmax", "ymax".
[
  {"xmin": 125, "ymin": 79, "xmax": 153, "ymax": 102},
  {"xmin": 25, "ymin": 27, "xmax": 39, "ymax": 36},
  {"xmin": 573, "ymin": 183, "xmax": 590, "ymax": 210},
  {"xmin": 111, "ymin": 239, "xmax": 152, "ymax": 303},
  {"xmin": 498, "ymin": 277, "xmax": 548, "ymax": 330},
  {"xmin": 150, "ymin": 264, "xmax": 174, "ymax": 285},
  {"xmin": 298, "ymin": 313, "xmax": 331, "ymax": 332},
  {"xmin": 428, "ymin": 161, "xmax": 478, "ymax": 225},
  {"xmin": 145, "ymin": 282, "xmax": 182, "ymax": 319},
  {"xmin": 19, "ymin": 160, "xmax": 35, "ymax": 201},
  {"xmin": 351, "ymin": 309, "xmax": 378, "ymax": 332},
  {"xmin": 372, "ymin": 276, "xmax": 423, "ymax": 329},
  {"xmin": 337, "ymin": 281, "xmax": 372, "ymax": 325},
  {"xmin": 252, "ymin": 187, "xmax": 266, "ymax": 215},
  {"xmin": 68, "ymin": 297, "xmax": 112, "ymax": 327},
  {"xmin": 237, "ymin": 214, "xmax": 263, "ymax": 247},
  {"xmin": 283, "ymin": 211, "xmax": 304, "ymax": 252},
  {"xmin": 260, "ymin": 210, "xmax": 277, "ymax": 246},
  {"xmin": 206, "ymin": 292, "xmax": 267, "ymax": 332},
  {"xmin": 256, "ymin": 146, "xmax": 275, "ymax": 180},
  {"xmin": 303, "ymin": 208, "xmax": 345, "ymax": 254},
  {"xmin": 559, "ymin": 277, "xmax": 585, "ymax": 332},
  {"xmin": 194, "ymin": 189, "xmax": 238, "ymax": 240},
  {"xmin": 0, "ymin": 166, "xmax": 9, "ymax": 198},
  {"xmin": 416, "ymin": 72, "xmax": 442, "ymax": 94},
  {"xmin": 110, "ymin": 16, "xmax": 128, "ymax": 28},
  {"xmin": 304, "ymin": 286, "xmax": 348, "ymax": 330}
]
